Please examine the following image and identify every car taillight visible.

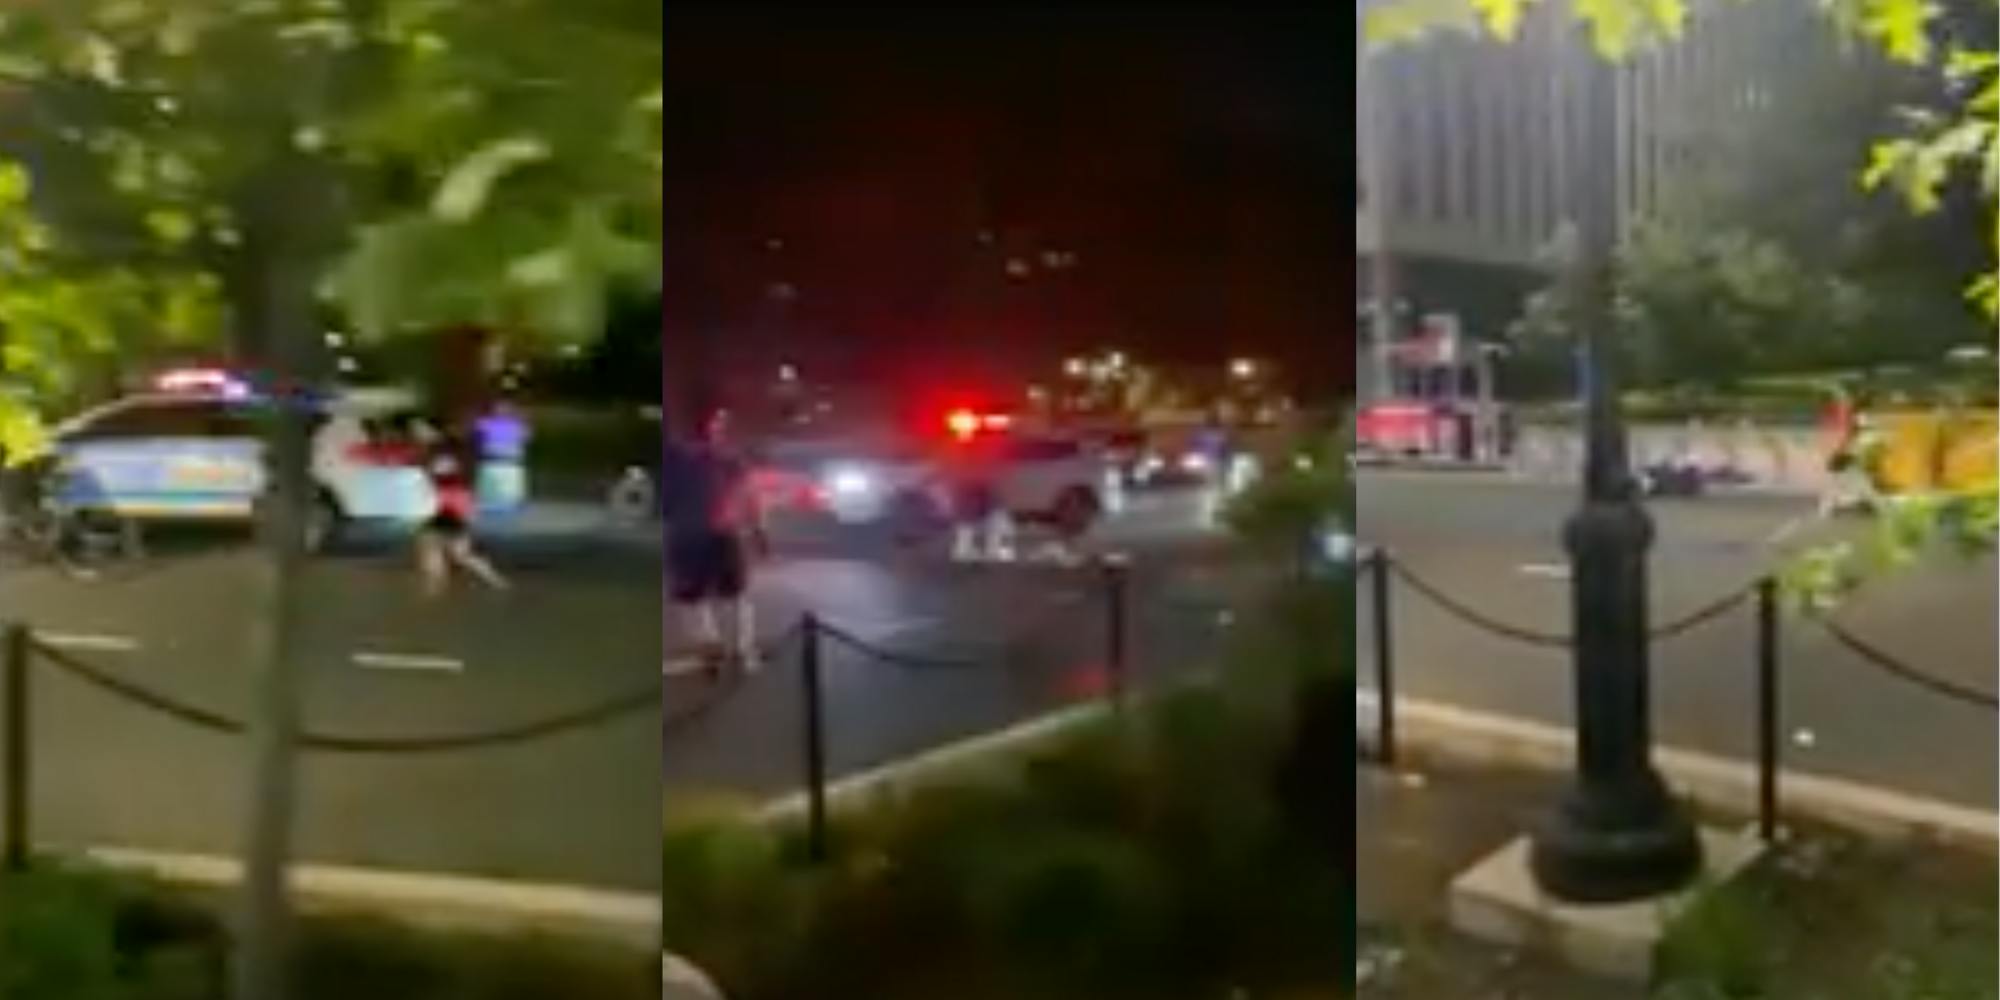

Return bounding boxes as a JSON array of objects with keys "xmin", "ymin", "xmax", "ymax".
[{"xmin": 346, "ymin": 441, "xmax": 415, "ymax": 466}]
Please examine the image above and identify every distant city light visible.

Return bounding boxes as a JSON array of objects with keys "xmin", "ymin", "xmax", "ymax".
[
  {"xmin": 778, "ymin": 364, "xmax": 798, "ymax": 382},
  {"xmin": 1230, "ymin": 358, "xmax": 1258, "ymax": 380},
  {"xmin": 1064, "ymin": 357, "xmax": 1087, "ymax": 377},
  {"xmin": 1005, "ymin": 258, "xmax": 1030, "ymax": 278},
  {"xmin": 1106, "ymin": 351, "xmax": 1126, "ymax": 369}
]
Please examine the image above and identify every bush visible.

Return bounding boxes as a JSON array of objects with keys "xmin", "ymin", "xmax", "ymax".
[{"xmin": 0, "ymin": 862, "xmax": 652, "ymax": 1000}]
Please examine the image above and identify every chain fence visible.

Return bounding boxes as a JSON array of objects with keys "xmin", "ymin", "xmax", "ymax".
[{"xmin": 1359, "ymin": 545, "xmax": 1998, "ymax": 841}]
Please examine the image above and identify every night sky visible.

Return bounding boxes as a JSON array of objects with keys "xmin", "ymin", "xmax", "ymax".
[{"xmin": 663, "ymin": 6, "xmax": 1351, "ymax": 398}]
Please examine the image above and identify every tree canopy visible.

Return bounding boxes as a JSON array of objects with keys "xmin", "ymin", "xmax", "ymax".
[{"xmin": 0, "ymin": 0, "xmax": 661, "ymax": 405}]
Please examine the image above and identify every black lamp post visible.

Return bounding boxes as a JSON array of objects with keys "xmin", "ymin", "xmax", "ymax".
[{"xmin": 1527, "ymin": 38, "xmax": 1702, "ymax": 903}]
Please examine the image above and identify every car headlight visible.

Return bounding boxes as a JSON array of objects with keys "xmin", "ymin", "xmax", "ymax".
[
  {"xmin": 1180, "ymin": 452, "xmax": 1211, "ymax": 472},
  {"xmin": 825, "ymin": 465, "xmax": 876, "ymax": 498}
]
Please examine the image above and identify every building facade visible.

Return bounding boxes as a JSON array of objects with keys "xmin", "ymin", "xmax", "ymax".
[{"xmin": 1355, "ymin": 0, "xmax": 1823, "ymax": 401}]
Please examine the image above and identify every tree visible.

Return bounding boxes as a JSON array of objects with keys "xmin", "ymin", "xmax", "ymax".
[
  {"xmin": 0, "ymin": 4, "xmax": 660, "ymax": 996},
  {"xmin": 1508, "ymin": 224, "xmax": 1873, "ymax": 391}
]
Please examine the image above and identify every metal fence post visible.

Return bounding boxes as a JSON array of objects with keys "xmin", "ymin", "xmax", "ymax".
[
  {"xmin": 1369, "ymin": 547, "xmax": 1396, "ymax": 766},
  {"xmin": 800, "ymin": 614, "xmax": 829, "ymax": 863},
  {"xmin": 1103, "ymin": 554, "xmax": 1130, "ymax": 709},
  {"xmin": 1755, "ymin": 577, "xmax": 1780, "ymax": 843},
  {"xmin": 5, "ymin": 624, "xmax": 29, "ymax": 872}
]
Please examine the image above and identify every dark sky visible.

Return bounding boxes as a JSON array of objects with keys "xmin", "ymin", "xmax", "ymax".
[{"xmin": 663, "ymin": 6, "xmax": 1350, "ymax": 396}]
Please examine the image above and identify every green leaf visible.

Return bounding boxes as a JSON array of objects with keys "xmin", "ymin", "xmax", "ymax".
[
  {"xmin": 1859, "ymin": 0, "xmax": 1937, "ymax": 64},
  {"xmin": 142, "ymin": 207, "xmax": 195, "ymax": 246},
  {"xmin": 1470, "ymin": 0, "xmax": 1533, "ymax": 39},
  {"xmin": 430, "ymin": 135, "xmax": 550, "ymax": 223}
]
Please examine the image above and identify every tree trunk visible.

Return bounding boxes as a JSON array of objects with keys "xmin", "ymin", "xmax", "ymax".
[{"xmin": 228, "ymin": 158, "xmax": 322, "ymax": 1000}]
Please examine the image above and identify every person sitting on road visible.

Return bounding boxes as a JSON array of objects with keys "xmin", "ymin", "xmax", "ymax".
[{"xmin": 663, "ymin": 404, "xmax": 767, "ymax": 671}]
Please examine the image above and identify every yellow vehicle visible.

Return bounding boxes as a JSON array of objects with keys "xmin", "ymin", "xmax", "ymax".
[{"xmin": 1867, "ymin": 407, "xmax": 1998, "ymax": 495}]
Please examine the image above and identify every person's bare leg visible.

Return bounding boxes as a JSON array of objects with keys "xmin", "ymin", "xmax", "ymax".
[
  {"xmin": 722, "ymin": 597, "xmax": 758, "ymax": 671},
  {"xmin": 417, "ymin": 531, "xmax": 449, "ymax": 598},
  {"xmin": 448, "ymin": 536, "xmax": 509, "ymax": 590}
]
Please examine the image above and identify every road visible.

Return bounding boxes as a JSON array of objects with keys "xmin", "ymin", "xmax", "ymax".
[
  {"xmin": 0, "ymin": 503, "xmax": 663, "ymax": 891},
  {"xmin": 1357, "ymin": 469, "xmax": 1998, "ymax": 811},
  {"xmin": 663, "ymin": 489, "xmax": 1261, "ymax": 803}
]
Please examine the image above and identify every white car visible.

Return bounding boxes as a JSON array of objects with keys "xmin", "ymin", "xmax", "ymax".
[
  {"xmin": 758, "ymin": 426, "xmax": 1109, "ymax": 537},
  {"xmin": 52, "ymin": 380, "xmax": 437, "ymax": 551}
]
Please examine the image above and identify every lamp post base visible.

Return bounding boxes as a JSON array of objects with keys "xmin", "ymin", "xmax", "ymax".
[{"xmin": 1529, "ymin": 782, "xmax": 1703, "ymax": 904}]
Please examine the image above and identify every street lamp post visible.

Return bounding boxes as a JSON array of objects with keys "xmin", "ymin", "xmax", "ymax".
[{"xmin": 1527, "ymin": 37, "xmax": 1701, "ymax": 904}]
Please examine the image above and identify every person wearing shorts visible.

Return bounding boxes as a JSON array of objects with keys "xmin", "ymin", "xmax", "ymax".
[
  {"xmin": 664, "ymin": 406, "xmax": 765, "ymax": 670},
  {"xmin": 417, "ymin": 424, "xmax": 509, "ymax": 597}
]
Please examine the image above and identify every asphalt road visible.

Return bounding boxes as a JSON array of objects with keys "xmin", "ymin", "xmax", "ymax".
[
  {"xmin": 663, "ymin": 489, "xmax": 1263, "ymax": 804},
  {"xmin": 1357, "ymin": 469, "xmax": 1998, "ymax": 811},
  {"xmin": 0, "ymin": 503, "xmax": 664, "ymax": 891}
]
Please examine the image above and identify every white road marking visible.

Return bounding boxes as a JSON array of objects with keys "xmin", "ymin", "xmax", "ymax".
[
  {"xmin": 39, "ymin": 632, "xmax": 140, "ymax": 653},
  {"xmin": 662, "ymin": 656, "xmax": 712, "ymax": 678},
  {"xmin": 1517, "ymin": 563, "xmax": 1570, "ymax": 580},
  {"xmin": 352, "ymin": 652, "xmax": 464, "ymax": 673}
]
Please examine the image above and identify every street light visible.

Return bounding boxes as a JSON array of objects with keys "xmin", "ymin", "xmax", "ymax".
[{"xmin": 1526, "ymin": 38, "xmax": 1700, "ymax": 905}]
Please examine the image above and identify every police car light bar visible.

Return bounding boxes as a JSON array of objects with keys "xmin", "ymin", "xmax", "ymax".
[{"xmin": 156, "ymin": 368, "xmax": 250, "ymax": 398}]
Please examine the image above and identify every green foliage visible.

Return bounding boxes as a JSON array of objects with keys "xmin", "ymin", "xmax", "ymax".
[
  {"xmin": 1510, "ymin": 225, "xmax": 1877, "ymax": 390},
  {"xmin": 0, "ymin": 0, "xmax": 663, "ymax": 351},
  {"xmin": 1224, "ymin": 414, "xmax": 1348, "ymax": 563},
  {"xmin": 0, "ymin": 859, "xmax": 653, "ymax": 999},
  {"xmin": 661, "ymin": 606, "xmax": 1353, "ymax": 1000},
  {"xmin": 0, "ymin": 866, "xmax": 130, "ymax": 1000}
]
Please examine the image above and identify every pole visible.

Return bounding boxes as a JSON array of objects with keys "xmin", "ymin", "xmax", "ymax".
[
  {"xmin": 1526, "ymin": 33, "xmax": 1700, "ymax": 904},
  {"xmin": 1756, "ymin": 576, "xmax": 1780, "ymax": 843},
  {"xmin": 800, "ymin": 614, "xmax": 828, "ymax": 863},
  {"xmin": 1103, "ymin": 555, "xmax": 1130, "ymax": 708},
  {"xmin": 1368, "ymin": 547, "xmax": 1397, "ymax": 765},
  {"xmin": 1360, "ymin": 46, "xmax": 1398, "ymax": 404},
  {"xmin": 5, "ymin": 624, "xmax": 30, "ymax": 872}
]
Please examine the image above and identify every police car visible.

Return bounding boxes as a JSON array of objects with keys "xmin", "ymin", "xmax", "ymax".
[{"xmin": 49, "ymin": 370, "xmax": 439, "ymax": 551}]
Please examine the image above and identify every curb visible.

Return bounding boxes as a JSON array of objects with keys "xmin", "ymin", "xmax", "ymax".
[
  {"xmin": 757, "ymin": 701, "xmax": 1111, "ymax": 822},
  {"xmin": 75, "ymin": 846, "xmax": 659, "ymax": 949},
  {"xmin": 1359, "ymin": 690, "xmax": 1999, "ymax": 855}
]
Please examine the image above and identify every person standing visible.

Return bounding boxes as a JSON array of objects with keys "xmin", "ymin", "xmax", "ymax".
[{"xmin": 663, "ymin": 405, "xmax": 766, "ymax": 670}]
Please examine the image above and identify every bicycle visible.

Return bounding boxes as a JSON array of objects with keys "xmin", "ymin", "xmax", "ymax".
[
  {"xmin": 0, "ymin": 463, "xmax": 144, "ymax": 581},
  {"xmin": 606, "ymin": 465, "xmax": 658, "ymax": 526}
]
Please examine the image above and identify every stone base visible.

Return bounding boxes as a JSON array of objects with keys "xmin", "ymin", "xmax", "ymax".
[{"xmin": 1448, "ymin": 827, "xmax": 1764, "ymax": 983}]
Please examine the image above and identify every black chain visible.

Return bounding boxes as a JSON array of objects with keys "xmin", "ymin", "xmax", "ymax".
[
  {"xmin": 816, "ymin": 620, "xmax": 987, "ymax": 671},
  {"xmin": 1384, "ymin": 561, "xmax": 1571, "ymax": 649},
  {"xmin": 30, "ymin": 637, "xmax": 665, "ymax": 753},
  {"xmin": 1810, "ymin": 614, "xmax": 2000, "ymax": 709},
  {"xmin": 1383, "ymin": 558, "xmax": 1755, "ymax": 649}
]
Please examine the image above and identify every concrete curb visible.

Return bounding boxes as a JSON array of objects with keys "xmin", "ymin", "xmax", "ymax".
[
  {"xmin": 756, "ymin": 702, "xmax": 1111, "ymax": 822},
  {"xmin": 1360, "ymin": 690, "xmax": 1999, "ymax": 855},
  {"xmin": 75, "ymin": 846, "xmax": 659, "ymax": 950}
]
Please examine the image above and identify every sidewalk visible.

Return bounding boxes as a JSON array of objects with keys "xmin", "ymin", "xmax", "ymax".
[{"xmin": 1359, "ymin": 758, "xmax": 1997, "ymax": 997}]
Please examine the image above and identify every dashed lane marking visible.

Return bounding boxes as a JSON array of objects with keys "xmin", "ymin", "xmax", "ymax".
[
  {"xmin": 352, "ymin": 651, "xmax": 464, "ymax": 673},
  {"xmin": 39, "ymin": 632, "xmax": 140, "ymax": 653}
]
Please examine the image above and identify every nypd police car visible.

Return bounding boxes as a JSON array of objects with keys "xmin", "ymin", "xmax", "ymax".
[{"xmin": 49, "ymin": 370, "xmax": 443, "ymax": 551}]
